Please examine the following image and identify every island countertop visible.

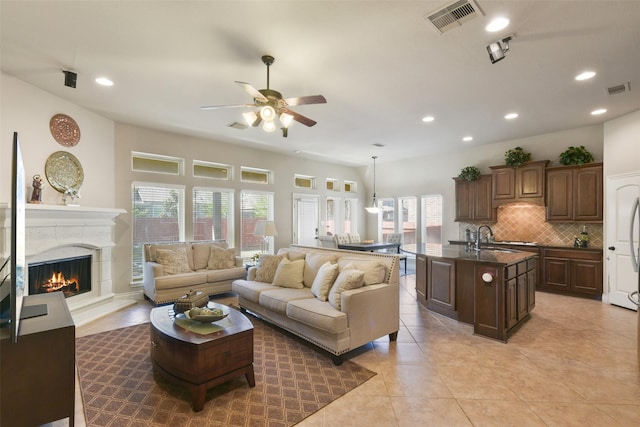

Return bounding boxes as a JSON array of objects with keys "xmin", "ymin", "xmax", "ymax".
[{"xmin": 402, "ymin": 243, "xmax": 536, "ymax": 265}]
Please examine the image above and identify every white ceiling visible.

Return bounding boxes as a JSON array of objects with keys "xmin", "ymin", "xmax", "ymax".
[{"xmin": 2, "ymin": 1, "xmax": 639, "ymax": 166}]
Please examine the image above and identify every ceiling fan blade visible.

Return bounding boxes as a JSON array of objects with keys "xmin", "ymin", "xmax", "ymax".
[
  {"xmin": 282, "ymin": 108, "xmax": 317, "ymax": 127},
  {"xmin": 283, "ymin": 95, "xmax": 327, "ymax": 107},
  {"xmin": 235, "ymin": 81, "xmax": 268, "ymax": 103},
  {"xmin": 200, "ymin": 103, "xmax": 255, "ymax": 110}
]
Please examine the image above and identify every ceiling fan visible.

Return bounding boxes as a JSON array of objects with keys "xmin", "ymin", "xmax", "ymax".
[{"xmin": 201, "ymin": 55, "xmax": 327, "ymax": 137}]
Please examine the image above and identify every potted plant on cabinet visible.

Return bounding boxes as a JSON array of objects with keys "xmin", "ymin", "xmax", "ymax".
[
  {"xmin": 559, "ymin": 145, "xmax": 594, "ymax": 165},
  {"xmin": 504, "ymin": 146, "xmax": 531, "ymax": 167},
  {"xmin": 458, "ymin": 166, "xmax": 481, "ymax": 181}
]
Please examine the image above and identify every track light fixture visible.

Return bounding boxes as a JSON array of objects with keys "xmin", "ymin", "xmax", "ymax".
[{"xmin": 487, "ymin": 35, "xmax": 513, "ymax": 64}]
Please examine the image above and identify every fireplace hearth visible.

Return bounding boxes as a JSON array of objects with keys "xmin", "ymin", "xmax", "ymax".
[{"xmin": 29, "ymin": 255, "xmax": 91, "ymax": 298}]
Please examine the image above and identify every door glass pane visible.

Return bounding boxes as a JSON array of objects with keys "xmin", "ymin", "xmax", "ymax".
[
  {"xmin": 380, "ymin": 198, "xmax": 395, "ymax": 241},
  {"xmin": 399, "ymin": 197, "xmax": 417, "ymax": 244},
  {"xmin": 325, "ymin": 197, "xmax": 340, "ymax": 235},
  {"xmin": 343, "ymin": 198, "xmax": 357, "ymax": 234},
  {"xmin": 422, "ymin": 194, "xmax": 443, "ymax": 248}
]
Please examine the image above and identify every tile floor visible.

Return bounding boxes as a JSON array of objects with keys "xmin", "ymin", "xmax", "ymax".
[{"xmin": 54, "ymin": 274, "xmax": 639, "ymax": 426}]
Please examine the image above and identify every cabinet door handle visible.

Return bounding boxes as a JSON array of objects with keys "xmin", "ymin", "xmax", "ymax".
[
  {"xmin": 150, "ymin": 340, "xmax": 157, "ymax": 348},
  {"xmin": 608, "ymin": 246, "xmax": 615, "ymax": 251}
]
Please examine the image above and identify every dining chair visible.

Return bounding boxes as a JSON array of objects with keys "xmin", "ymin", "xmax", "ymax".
[{"xmin": 384, "ymin": 232, "xmax": 407, "ymax": 273}]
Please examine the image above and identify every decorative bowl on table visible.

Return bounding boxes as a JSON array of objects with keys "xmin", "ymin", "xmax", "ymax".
[{"xmin": 185, "ymin": 305, "xmax": 229, "ymax": 323}]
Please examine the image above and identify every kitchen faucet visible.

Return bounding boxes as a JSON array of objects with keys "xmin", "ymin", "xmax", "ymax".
[{"xmin": 475, "ymin": 224, "xmax": 494, "ymax": 250}]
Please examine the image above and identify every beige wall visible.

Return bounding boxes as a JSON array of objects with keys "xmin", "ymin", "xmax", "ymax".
[
  {"xmin": 370, "ymin": 125, "xmax": 605, "ymax": 242},
  {"xmin": 0, "ymin": 72, "xmax": 115, "ymax": 207}
]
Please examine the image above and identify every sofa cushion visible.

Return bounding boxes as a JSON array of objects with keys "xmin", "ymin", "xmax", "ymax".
[
  {"xmin": 154, "ymin": 271, "xmax": 207, "ymax": 290},
  {"xmin": 155, "ymin": 247, "xmax": 191, "ymax": 275},
  {"xmin": 278, "ymin": 250, "xmax": 306, "ymax": 261},
  {"xmin": 303, "ymin": 252, "xmax": 337, "ymax": 287},
  {"xmin": 272, "ymin": 258, "xmax": 305, "ymax": 289},
  {"xmin": 232, "ymin": 280, "xmax": 280, "ymax": 303},
  {"xmin": 149, "ymin": 243, "xmax": 194, "ymax": 270},
  {"xmin": 191, "ymin": 243, "xmax": 211, "ymax": 270},
  {"xmin": 286, "ymin": 298, "xmax": 348, "ymax": 335},
  {"xmin": 254, "ymin": 254, "xmax": 286, "ymax": 283},
  {"xmin": 310, "ymin": 261, "xmax": 339, "ymax": 301},
  {"xmin": 338, "ymin": 258, "xmax": 386, "ymax": 285},
  {"xmin": 205, "ymin": 266, "xmax": 246, "ymax": 282},
  {"xmin": 207, "ymin": 246, "xmax": 237, "ymax": 270},
  {"xmin": 258, "ymin": 288, "xmax": 313, "ymax": 314},
  {"xmin": 328, "ymin": 269, "xmax": 365, "ymax": 310}
]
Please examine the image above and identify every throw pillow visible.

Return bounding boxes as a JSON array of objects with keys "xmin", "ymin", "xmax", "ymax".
[
  {"xmin": 303, "ymin": 252, "xmax": 337, "ymax": 287},
  {"xmin": 155, "ymin": 247, "xmax": 191, "ymax": 275},
  {"xmin": 254, "ymin": 253, "xmax": 286, "ymax": 283},
  {"xmin": 338, "ymin": 258, "xmax": 387, "ymax": 285},
  {"xmin": 207, "ymin": 245, "xmax": 237, "ymax": 270},
  {"xmin": 328, "ymin": 269, "xmax": 365, "ymax": 310},
  {"xmin": 272, "ymin": 258, "xmax": 305, "ymax": 288},
  {"xmin": 311, "ymin": 261, "xmax": 339, "ymax": 301}
]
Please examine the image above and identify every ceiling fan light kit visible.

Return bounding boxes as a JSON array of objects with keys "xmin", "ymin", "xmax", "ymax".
[{"xmin": 202, "ymin": 55, "xmax": 326, "ymax": 138}]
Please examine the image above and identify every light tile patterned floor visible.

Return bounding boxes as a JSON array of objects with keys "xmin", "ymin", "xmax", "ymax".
[{"xmin": 51, "ymin": 276, "xmax": 638, "ymax": 426}]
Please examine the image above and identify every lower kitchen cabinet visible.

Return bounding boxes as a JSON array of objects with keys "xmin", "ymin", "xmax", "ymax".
[
  {"xmin": 415, "ymin": 254, "xmax": 427, "ymax": 304},
  {"xmin": 541, "ymin": 247, "xmax": 603, "ymax": 296},
  {"xmin": 426, "ymin": 256, "xmax": 457, "ymax": 319}
]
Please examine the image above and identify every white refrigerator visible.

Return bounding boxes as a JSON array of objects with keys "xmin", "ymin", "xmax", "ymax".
[{"xmin": 630, "ymin": 196, "xmax": 640, "ymax": 364}]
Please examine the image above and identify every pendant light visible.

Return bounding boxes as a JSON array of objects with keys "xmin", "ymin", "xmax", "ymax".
[{"xmin": 365, "ymin": 155, "xmax": 380, "ymax": 214}]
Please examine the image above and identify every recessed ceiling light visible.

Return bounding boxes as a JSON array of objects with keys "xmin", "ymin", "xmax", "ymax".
[
  {"xmin": 95, "ymin": 77, "xmax": 114, "ymax": 86},
  {"xmin": 575, "ymin": 71, "xmax": 596, "ymax": 81},
  {"xmin": 591, "ymin": 108, "xmax": 607, "ymax": 115},
  {"xmin": 422, "ymin": 115, "xmax": 434, "ymax": 123},
  {"xmin": 462, "ymin": 136, "xmax": 473, "ymax": 142},
  {"xmin": 505, "ymin": 112, "xmax": 518, "ymax": 120},
  {"xmin": 485, "ymin": 17, "xmax": 510, "ymax": 32}
]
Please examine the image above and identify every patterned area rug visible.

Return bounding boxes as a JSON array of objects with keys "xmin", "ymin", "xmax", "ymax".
[{"xmin": 76, "ymin": 316, "xmax": 376, "ymax": 426}]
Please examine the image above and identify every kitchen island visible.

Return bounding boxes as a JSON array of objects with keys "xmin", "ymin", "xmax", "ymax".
[{"xmin": 404, "ymin": 244, "xmax": 537, "ymax": 342}]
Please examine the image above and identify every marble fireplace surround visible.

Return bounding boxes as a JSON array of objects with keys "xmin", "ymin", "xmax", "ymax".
[{"xmin": 1, "ymin": 204, "xmax": 136, "ymax": 326}]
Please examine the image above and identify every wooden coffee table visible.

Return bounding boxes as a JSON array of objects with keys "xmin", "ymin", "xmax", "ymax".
[{"xmin": 149, "ymin": 302, "xmax": 255, "ymax": 411}]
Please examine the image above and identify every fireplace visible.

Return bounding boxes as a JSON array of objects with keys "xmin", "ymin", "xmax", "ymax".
[{"xmin": 28, "ymin": 255, "xmax": 92, "ymax": 298}]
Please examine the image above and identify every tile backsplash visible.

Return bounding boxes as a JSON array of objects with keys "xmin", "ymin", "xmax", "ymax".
[{"xmin": 458, "ymin": 203, "xmax": 603, "ymax": 248}]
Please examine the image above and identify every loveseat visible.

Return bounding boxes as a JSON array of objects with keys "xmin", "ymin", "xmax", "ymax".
[
  {"xmin": 232, "ymin": 245, "xmax": 400, "ymax": 364},
  {"xmin": 143, "ymin": 241, "xmax": 246, "ymax": 305}
]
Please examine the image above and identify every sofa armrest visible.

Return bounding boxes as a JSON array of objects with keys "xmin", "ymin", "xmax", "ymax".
[
  {"xmin": 247, "ymin": 266, "xmax": 258, "ymax": 280},
  {"xmin": 341, "ymin": 283, "xmax": 400, "ymax": 348}
]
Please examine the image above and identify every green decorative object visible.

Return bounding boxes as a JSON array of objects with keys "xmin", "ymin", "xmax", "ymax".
[
  {"xmin": 559, "ymin": 145, "xmax": 594, "ymax": 165},
  {"xmin": 504, "ymin": 146, "xmax": 532, "ymax": 167},
  {"xmin": 458, "ymin": 166, "xmax": 481, "ymax": 181}
]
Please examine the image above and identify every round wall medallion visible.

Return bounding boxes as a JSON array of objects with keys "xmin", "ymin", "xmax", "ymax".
[
  {"xmin": 45, "ymin": 151, "xmax": 84, "ymax": 193},
  {"xmin": 50, "ymin": 113, "xmax": 81, "ymax": 146}
]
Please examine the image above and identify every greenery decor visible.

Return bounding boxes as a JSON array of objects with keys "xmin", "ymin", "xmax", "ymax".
[
  {"xmin": 458, "ymin": 166, "xmax": 481, "ymax": 181},
  {"xmin": 559, "ymin": 145, "xmax": 594, "ymax": 165},
  {"xmin": 504, "ymin": 146, "xmax": 532, "ymax": 167}
]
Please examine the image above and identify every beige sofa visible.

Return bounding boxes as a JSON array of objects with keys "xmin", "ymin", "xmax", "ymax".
[
  {"xmin": 143, "ymin": 241, "xmax": 246, "ymax": 304},
  {"xmin": 232, "ymin": 245, "xmax": 400, "ymax": 364}
]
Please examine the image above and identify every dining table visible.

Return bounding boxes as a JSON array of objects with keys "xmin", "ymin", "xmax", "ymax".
[{"xmin": 337, "ymin": 242, "xmax": 401, "ymax": 252}]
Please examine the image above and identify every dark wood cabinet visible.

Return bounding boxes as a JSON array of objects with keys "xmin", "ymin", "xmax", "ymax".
[
  {"xmin": 454, "ymin": 174, "xmax": 495, "ymax": 222},
  {"xmin": 1, "ymin": 292, "xmax": 75, "ymax": 427},
  {"xmin": 541, "ymin": 247, "xmax": 603, "ymax": 296},
  {"xmin": 490, "ymin": 160, "xmax": 549, "ymax": 207},
  {"xmin": 415, "ymin": 254, "xmax": 427, "ymax": 304},
  {"xmin": 426, "ymin": 256, "xmax": 457, "ymax": 319},
  {"xmin": 546, "ymin": 163, "xmax": 603, "ymax": 222}
]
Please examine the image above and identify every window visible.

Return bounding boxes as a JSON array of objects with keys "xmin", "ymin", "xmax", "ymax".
[
  {"xmin": 193, "ymin": 161, "xmax": 232, "ymax": 180},
  {"xmin": 380, "ymin": 198, "xmax": 395, "ymax": 241},
  {"xmin": 132, "ymin": 152, "xmax": 183, "ymax": 175},
  {"xmin": 294, "ymin": 174, "xmax": 315, "ymax": 189},
  {"xmin": 344, "ymin": 181, "xmax": 357, "ymax": 193},
  {"xmin": 193, "ymin": 187, "xmax": 234, "ymax": 243},
  {"xmin": 343, "ymin": 198, "xmax": 358, "ymax": 234},
  {"xmin": 131, "ymin": 183, "xmax": 185, "ymax": 281},
  {"xmin": 241, "ymin": 167, "xmax": 271, "ymax": 184},
  {"xmin": 326, "ymin": 178, "xmax": 339, "ymax": 191},
  {"xmin": 325, "ymin": 197, "xmax": 340, "ymax": 235},
  {"xmin": 421, "ymin": 194, "xmax": 443, "ymax": 248},
  {"xmin": 399, "ymin": 197, "xmax": 417, "ymax": 244},
  {"xmin": 240, "ymin": 191, "xmax": 274, "ymax": 258}
]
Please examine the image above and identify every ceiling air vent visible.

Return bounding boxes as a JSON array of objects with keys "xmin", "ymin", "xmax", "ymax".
[
  {"xmin": 605, "ymin": 82, "xmax": 631, "ymax": 96},
  {"xmin": 228, "ymin": 121, "xmax": 248, "ymax": 130},
  {"xmin": 425, "ymin": 0, "xmax": 484, "ymax": 34}
]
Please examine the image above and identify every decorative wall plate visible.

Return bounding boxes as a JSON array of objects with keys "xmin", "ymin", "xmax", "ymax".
[
  {"xmin": 50, "ymin": 113, "xmax": 81, "ymax": 146},
  {"xmin": 45, "ymin": 151, "xmax": 84, "ymax": 193}
]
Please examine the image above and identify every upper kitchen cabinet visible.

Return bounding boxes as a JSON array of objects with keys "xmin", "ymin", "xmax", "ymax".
[
  {"xmin": 490, "ymin": 160, "xmax": 549, "ymax": 208},
  {"xmin": 546, "ymin": 163, "xmax": 603, "ymax": 222},
  {"xmin": 454, "ymin": 174, "xmax": 496, "ymax": 222}
]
